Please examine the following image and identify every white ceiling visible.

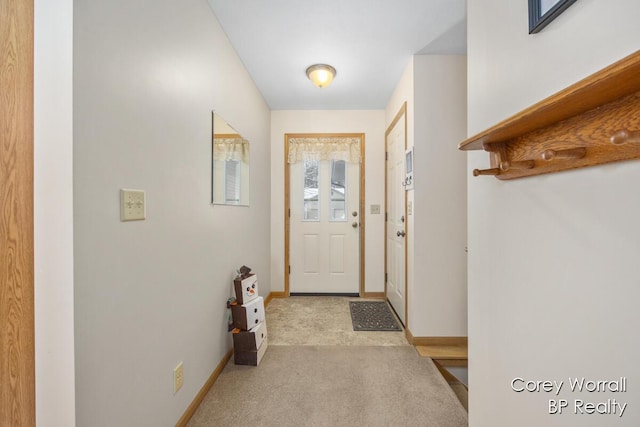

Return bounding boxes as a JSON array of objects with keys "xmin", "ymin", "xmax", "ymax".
[{"xmin": 207, "ymin": 0, "xmax": 466, "ymax": 110}]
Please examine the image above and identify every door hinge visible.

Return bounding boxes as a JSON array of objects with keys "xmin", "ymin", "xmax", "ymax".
[
  {"xmin": 288, "ymin": 208, "xmax": 291, "ymax": 217},
  {"xmin": 385, "ymin": 212, "xmax": 388, "ymax": 222},
  {"xmin": 385, "ymin": 151, "xmax": 388, "ymax": 161},
  {"xmin": 385, "ymin": 273, "xmax": 388, "ymax": 282},
  {"xmin": 288, "ymin": 265, "xmax": 291, "ymax": 274}
]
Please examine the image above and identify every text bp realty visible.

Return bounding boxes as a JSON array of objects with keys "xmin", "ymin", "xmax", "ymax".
[{"xmin": 511, "ymin": 377, "xmax": 628, "ymax": 417}]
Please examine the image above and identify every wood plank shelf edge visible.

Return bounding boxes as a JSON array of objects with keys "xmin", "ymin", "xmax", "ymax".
[{"xmin": 460, "ymin": 50, "xmax": 640, "ymax": 180}]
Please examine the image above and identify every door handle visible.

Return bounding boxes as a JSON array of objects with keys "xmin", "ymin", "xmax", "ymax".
[
  {"xmin": 352, "ymin": 211, "xmax": 358, "ymax": 217},
  {"xmin": 352, "ymin": 222, "xmax": 358, "ymax": 228},
  {"xmin": 396, "ymin": 230, "xmax": 405, "ymax": 237}
]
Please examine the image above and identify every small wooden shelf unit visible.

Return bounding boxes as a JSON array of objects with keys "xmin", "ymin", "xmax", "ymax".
[{"xmin": 459, "ymin": 50, "xmax": 640, "ymax": 180}]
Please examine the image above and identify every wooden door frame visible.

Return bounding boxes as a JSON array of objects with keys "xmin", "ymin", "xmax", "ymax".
[
  {"xmin": 284, "ymin": 133, "xmax": 366, "ymax": 296},
  {"xmin": 1, "ymin": 0, "xmax": 36, "ymax": 424},
  {"xmin": 384, "ymin": 102, "xmax": 408, "ymax": 325}
]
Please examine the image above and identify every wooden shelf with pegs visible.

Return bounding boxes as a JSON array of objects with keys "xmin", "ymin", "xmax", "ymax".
[{"xmin": 460, "ymin": 50, "xmax": 640, "ymax": 180}]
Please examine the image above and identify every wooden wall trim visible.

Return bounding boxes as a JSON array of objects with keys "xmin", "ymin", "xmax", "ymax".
[
  {"xmin": 435, "ymin": 359, "xmax": 468, "ymax": 367},
  {"xmin": 1, "ymin": 0, "xmax": 36, "ymax": 425},
  {"xmin": 264, "ymin": 291, "xmax": 286, "ymax": 307},
  {"xmin": 175, "ymin": 349, "xmax": 233, "ymax": 427},
  {"xmin": 411, "ymin": 336, "xmax": 468, "ymax": 347},
  {"xmin": 401, "ymin": 104, "xmax": 408, "ymax": 327},
  {"xmin": 405, "ymin": 327, "xmax": 414, "ymax": 344},
  {"xmin": 362, "ymin": 292, "xmax": 385, "ymax": 299},
  {"xmin": 284, "ymin": 135, "xmax": 291, "ymax": 296},
  {"xmin": 405, "ymin": 329, "xmax": 468, "ymax": 348},
  {"xmin": 358, "ymin": 133, "xmax": 366, "ymax": 296}
]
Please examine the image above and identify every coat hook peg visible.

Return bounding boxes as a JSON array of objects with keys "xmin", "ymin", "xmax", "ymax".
[
  {"xmin": 541, "ymin": 147, "xmax": 586, "ymax": 161},
  {"xmin": 499, "ymin": 160, "xmax": 535, "ymax": 171},
  {"xmin": 610, "ymin": 129, "xmax": 640, "ymax": 145},
  {"xmin": 473, "ymin": 168, "xmax": 500, "ymax": 177}
]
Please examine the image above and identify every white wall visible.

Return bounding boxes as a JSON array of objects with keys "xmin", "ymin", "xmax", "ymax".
[
  {"xmin": 385, "ymin": 56, "xmax": 467, "ymax": 337},
  {"xmin": 270, "ymin": 110, "xmax": 386, "ymax": 294},
  {"xmin": 73, "ymin": 0, "xmax": 271, "ymax": 425},
  {"xmin": 412, "ymin": 55, "xmax": 467, "ymax": 337},
  {"xmin": 34, "ymin": 0, "xmax": 76, "ymax": 424},
  {"xmin": 467, "ymin": 1, "xmax": 640, "ymax": 426}
]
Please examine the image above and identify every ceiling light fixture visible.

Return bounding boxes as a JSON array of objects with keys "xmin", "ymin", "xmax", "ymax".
[{"xmin": 306, "ymin": 64, "xmax": 336, "ymax": 88}]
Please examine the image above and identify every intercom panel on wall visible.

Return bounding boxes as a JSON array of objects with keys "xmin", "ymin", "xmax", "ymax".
[{"xmin": 404, "ymin": 147, "xmax": 414, "ymax": 190}]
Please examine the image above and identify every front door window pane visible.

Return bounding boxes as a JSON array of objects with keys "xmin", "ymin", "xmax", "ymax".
[
  {"xmin": 330, "ymin": 160, "xmax": 346, "ymax": 221},
  {"xmin": 303, "ymin": 159, "xmax": 319, "ymax": 221}
]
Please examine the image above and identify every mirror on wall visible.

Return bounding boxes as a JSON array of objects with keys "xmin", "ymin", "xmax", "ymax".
[{"xmin": 211, "ymin": 112, "xmax": 250, "ymax": 206}]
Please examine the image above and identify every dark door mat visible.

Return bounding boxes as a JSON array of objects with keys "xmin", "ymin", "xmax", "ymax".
[{"xmin": 349, "ymin": 301, "xmax": 402, "ymax": 331}]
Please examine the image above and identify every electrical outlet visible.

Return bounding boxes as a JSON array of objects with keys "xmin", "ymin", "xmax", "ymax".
[
  {"xmin": 120, "ymin": 189, "xmax": 145, "ymax": 221},
  {"xmin": 173, "ymin": 362, "xmax": 184, "ymax": 394}
]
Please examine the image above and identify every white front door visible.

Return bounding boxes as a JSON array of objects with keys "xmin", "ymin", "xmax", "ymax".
[
  {"xmin": 290, "ymin": 158, "xmax": 360, "ymax": 293},
  {"xmin": 386, "ymin": 109, "xmax": 406, "ymax": 324}
]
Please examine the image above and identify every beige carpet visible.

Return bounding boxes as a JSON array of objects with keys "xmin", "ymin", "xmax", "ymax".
[
  {"xmin": 266, "ymin": 296, "xmax": 408, "ymax": 346},
  {"xmin": 187, "ymin": 297, "xmax": 468, "ymax": 426},
  {"xmin": 188, "ymin": 346, "xmax": 467, "ymax": 426}
]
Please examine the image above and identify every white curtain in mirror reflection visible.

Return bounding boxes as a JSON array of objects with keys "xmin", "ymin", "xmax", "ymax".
[
  {"xmin": 212, "ymin": 110, "xmax": 250, "ymax": 206},
  {"xmin": 213, "ymin": 137, "xmax": 250, "ymax": 163}
]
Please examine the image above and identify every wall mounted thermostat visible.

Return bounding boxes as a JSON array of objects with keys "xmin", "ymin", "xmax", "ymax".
[{"xmin": 403, "ymin": 147, "xmax": 414, "ymax": 191}]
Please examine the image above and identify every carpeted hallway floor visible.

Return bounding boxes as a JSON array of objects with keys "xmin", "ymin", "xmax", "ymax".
[
  {"xmin": 266, "ymin": 296, "xmax": 408, "ymax": 346},
  {"xmin": 187, "ymin": 296, "xmax": 468, "ymax": 426}
]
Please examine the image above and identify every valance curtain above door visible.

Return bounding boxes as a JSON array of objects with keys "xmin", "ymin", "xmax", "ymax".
[
  {"xmin": 287, "ymin": 137, "xmax": 362, "ymax": 164},
  {"xmin": 213, "ymin": 137, "xmax": 250, "ymax": 163}
]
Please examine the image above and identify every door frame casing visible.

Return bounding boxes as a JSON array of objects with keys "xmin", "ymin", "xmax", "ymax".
[
  {"xmin": 284, "ymin": 133, "xmax": 366, "ymax": 296},
  {"xmin": 384, "ymin": 102, "xmax": 408, "ymax": 325},
  {"xmin": 1, "ymin": 0, "xmax": 36, "ymax": 424}
]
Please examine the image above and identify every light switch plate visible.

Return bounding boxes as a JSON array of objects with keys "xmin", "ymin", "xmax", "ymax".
[
  {"xmin": 370, "ymin": 204, "xmax": 381, "ymax": 214},
  {"xmin": 173, "ymin": 361, "xmax": 184, "ymax": 394},
  {"xmin": 120, "ymin": 189, "xmax": 145, "ymax": 221}
]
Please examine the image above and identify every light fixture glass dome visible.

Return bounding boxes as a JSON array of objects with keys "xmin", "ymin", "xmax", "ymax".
[{"xmin": 306, "ymin": 64, "xmax": 336, "ymax": 88}]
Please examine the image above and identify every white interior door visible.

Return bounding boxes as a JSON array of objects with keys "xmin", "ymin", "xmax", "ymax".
[
  {"xmin": 386, "ymin": 118, "xmax": 406, "ymax": 324},
  {"xmin": 290, "ymin": 159, "xmax": 360, "ymax": 293}
]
